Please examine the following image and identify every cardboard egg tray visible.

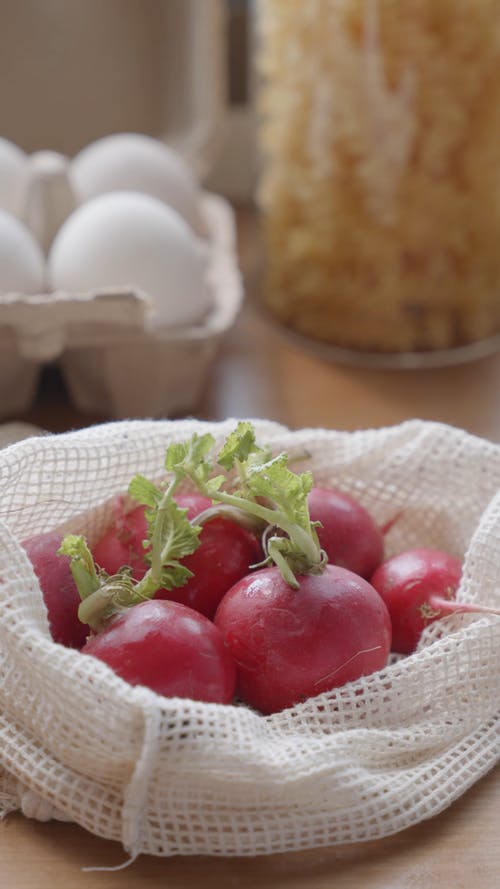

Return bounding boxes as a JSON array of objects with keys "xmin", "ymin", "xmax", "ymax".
[
  {"xmin": 0, "ymin": 0, "xmax": 243, "ymax": 421},
  {"xmin": 0, "ymin": 190, "xmax": 242, "ymax": 420}
]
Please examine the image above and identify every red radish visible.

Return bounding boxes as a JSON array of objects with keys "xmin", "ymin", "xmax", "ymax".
[
  {"xmin": 91, "ymin": 495, "xmax": 181, "ymax": 580},
  {"xmin": 308, "ymin": 486, "xmax": 384, "ymax": 579},
  {"xmin": 371, "ymin": 547, "xmax": 500, "ymax": 654},
  {"xmin": 157, "ymin": 513, "xmax": 262, "ymax": 618},
  {"xmin": 62, "ymin": 422, "xmax": 394, "ymax": 712},
  {"xmin": 92, "ymin": 493, "xmax": 261, "ymax": 618},
  {"xmin": 81, "ymin": 599, "xmax": 236, "ymax": 704},
  {"xmin": 214, "ymin": 565, "xmax": 392, "ymax": 715},
  {"xmin": 22, "ymin": 531, "xmax": 88, "ymax": 649}
]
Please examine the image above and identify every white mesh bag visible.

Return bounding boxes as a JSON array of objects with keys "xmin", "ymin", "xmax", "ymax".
[{"xmin": 0, "ymin": 417, "xmax": 499, "ymax": 858}]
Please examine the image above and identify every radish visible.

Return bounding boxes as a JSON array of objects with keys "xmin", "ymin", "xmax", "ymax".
[
  {"xmin": 308, "ymin": 486, "xmax": 384, "ymax": 579},
  {"xmin": 60, "ymin": 422, "xmax": 392, "ymax": 711},
  {"xmin": 22, "ymin": 531, "xmax": 88, "ymax": 649},
  {"xmin": 158, "ymin": 512, "xmax": 262, "ymax": 618},
  {"xmin": 60, "ymin": 486, "xmax": 205, "ymax": 633},
  {"xmin": 371, "ymin": 547, "xmax": 500, "ymax": 654},
  {"xmin": 60, "ymin": 488, "xmax": 236, "ymax": 702},
  {"xmin": 92, "ymin": 493, "xmax": 261, "ymax": 618},
  {"xmin": 58, "ymin": 443, "xmax": 249, "ymax": 701},
  {"xmin": 92, "ymin": 493, "xmax": 212, "ymax": 579},
  {"xmin": 214, "ymin": 565, "xmax": 391, "ymax": 715},
  {"xmin": 91, "ymin": 497, "xmax": 155, "ymax": 581},
  {"xmin": 164, "ymin": 422, "xmax": 392, "ymax": 713},
  {"xmin": 81, "ymin": 599, "xmax": 236, "ymax": 704}
]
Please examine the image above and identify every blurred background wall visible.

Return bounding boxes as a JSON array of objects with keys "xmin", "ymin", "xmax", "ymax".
[{"xmin": 0, "ymin": 0, "xmax": 256, "ymax": 199}]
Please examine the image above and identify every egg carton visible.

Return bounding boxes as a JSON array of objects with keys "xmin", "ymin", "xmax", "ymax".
[
  {"xmin": 0, "ymin": 188, "xmax": 241, "ymax": 420},
  {"xmin": 0, "ymin": 0, "xmax": 244, "ymax": 420}
]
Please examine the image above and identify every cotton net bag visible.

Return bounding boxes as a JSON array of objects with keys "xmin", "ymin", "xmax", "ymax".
[{"xmin": 0, "ymin": 417, "xmax": 499, "ymax": 859}]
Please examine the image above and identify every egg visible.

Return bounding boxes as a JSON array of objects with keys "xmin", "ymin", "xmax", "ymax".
[
  {"xmin": 0, "ymin": 137, "xmax": 28, "ymax": 217},
  {"xmin": 0, "ymin": 208, "xmax": 46, "ymax": 294},
  {"xmin": 70, "ymin": 132, "xmax": 204, "ymax": 235},
  {"xmin": 47, "ymin": 191, "xmax": 210, "ymax": 327}
]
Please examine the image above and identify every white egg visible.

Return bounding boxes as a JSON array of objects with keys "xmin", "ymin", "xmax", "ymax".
[
  {"xmin": 47, "ymin": 191, "xmax": 210, "ymax": 327},
  {"xmin": 0, "ymin": 137, "xmax": 28, "ymax": 217},
  {"xmin": 70, "ymin": 133, "xmax": 204, "ymax": 235},
  {"xmin": 0, "ymin": 208, "xmax": 46, "ymax": 294}
]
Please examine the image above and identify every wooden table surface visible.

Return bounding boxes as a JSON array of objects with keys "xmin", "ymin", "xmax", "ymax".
[{"xmin": 1, "ymin": 206, "xmax": 499, "ymax": 887}]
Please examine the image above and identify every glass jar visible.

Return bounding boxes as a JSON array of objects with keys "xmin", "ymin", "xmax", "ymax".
[{"xmin": 256, "ymin": 0, "xmax": 500, "ymax": 361}]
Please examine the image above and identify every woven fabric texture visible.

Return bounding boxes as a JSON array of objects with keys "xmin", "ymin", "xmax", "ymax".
[{"xmin": 0, "ymin": 418, "xmax": 498, "ymax": 857}]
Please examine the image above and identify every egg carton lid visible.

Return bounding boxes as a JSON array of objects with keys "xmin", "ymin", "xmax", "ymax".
[{"xmin": 0, "ymin": 0, "xmax": 226, "ymax": 180}]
